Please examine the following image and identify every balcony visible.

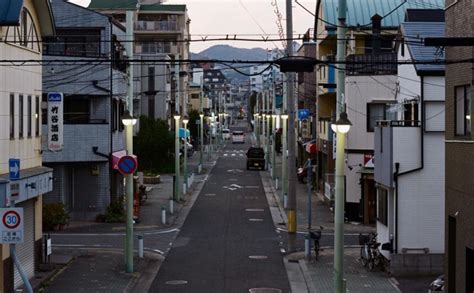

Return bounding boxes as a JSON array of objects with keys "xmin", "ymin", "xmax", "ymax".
[
  {"xmin": 346, "ymin": 53, "xmax": 397, "ymax": 76},
  {"xmin": 135, "ymin": 21, "xmax": 178, "ymax": 32},
  {"xmin": 374, "ymin": 120, "xmax": 421, "ymax": 187},
  {"xmin": 317, "ymin": 64, "xmax": 335, "ymax": 94}
]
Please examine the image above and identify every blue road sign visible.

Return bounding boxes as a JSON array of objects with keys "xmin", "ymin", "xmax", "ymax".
[
  {"xmin": 47, "ymin": 92, "xmax": 62, "ymax": 102},
  {"xmin": 117, "ymin": 156, "xmax": 138, "ymax": 175},
  {"xmin": 298, "ymin": 109, "xmax": 310, "ymax": 120},
  {"xmin": 8, "ymin": 159, "xmax": 20, "ymax": 180}
]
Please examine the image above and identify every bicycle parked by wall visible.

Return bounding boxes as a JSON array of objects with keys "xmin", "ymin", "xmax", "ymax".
[{"xmin": 359, "ymin": 232, "xmax": 383, "ymax": 271}]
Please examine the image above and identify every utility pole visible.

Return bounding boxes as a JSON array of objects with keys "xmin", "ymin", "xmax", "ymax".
[
  {"xmin": 282, "ymin": 80, "xmax": 288, "ymax": 207},
  {"xmin": 286, "ymin": 0, "xmax": 297, "ymax": 252},
  {"xmin": 334, "ymin": 0, "xmax": 347, "ymax": 291},
  {"xmin": 125, "ymin": 10, "xmax": 134, "ymax": 273}
]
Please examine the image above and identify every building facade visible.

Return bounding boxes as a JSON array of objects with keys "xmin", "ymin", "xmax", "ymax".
[
  {"xmin": 42, "ymin": 0, "xmax": 127, "ymax": 221},
  {"xmin": 375, "ymin": 19, "xmax": 445, "ymax": 276},
  {"xmin": 444, "ymin": 0, "xmax": 474, "ymax": 291},
  {"xmin": 0, "ymin": 0, "xmax": 54, "ymax": 290},
  {"xmin": 89, "ymin": 0, "xmax": 191, "ymax": 121}
]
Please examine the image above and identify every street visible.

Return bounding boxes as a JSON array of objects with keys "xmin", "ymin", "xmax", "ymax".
[{"xmin": 149, "ymin": 123, "xmax": 291, "ymax": 292}]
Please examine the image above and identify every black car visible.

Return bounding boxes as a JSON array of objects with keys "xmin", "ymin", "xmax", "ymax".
[{"xmin": 246, "ymin": 147, "xmax": 265, "ymax": 170}]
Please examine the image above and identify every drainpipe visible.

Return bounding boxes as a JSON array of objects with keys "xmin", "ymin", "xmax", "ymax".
[
  {"xmin": 109, "ymin": 19, "xmax": 114, "ymax": 202},
  {"xmin": 392, "ymin": 76, "xmax": 425, "ymax": 253}
]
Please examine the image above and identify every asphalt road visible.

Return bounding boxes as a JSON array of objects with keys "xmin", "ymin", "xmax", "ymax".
[{"xmin": 149, "ymin": 124, "xmax": 291, "ymax": 293}]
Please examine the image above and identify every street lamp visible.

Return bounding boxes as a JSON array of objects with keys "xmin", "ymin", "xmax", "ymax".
[
  {"xmin": 174, "ymin": 113, "xmax": 181, "ymax": 201},
  {"xmin": 332, "ymin": 111, "xmax": 352, "ymax": 292},
  {"xmin": 281, "ymin": 113, "xmax": 289, "ymax": 208},
  {"xmin": 121, "ymin": 110, "xmax": 137, "ymax": 126},
  {"xmin": 271, "ymin": 113, "xmax": 278, "ymax": 179},
  {"xmin": 265, "ymin": 111, "xmax": 272, "ymax": 171},
  {"xmin": 182, "ymin": 115, "xmax": 189, "ymax": 195},
  {"xmin": 121, "ymin": 109, "xmax": 137, "ymax": 274},
  {"xmin": 199, "ymin": 113, "xmax": 204, "ymax": 172}
]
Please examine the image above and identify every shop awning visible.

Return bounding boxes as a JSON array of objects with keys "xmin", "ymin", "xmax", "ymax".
[{"xmin": 303, "ymin": 139, "xmax": 318, "ymax": 154}]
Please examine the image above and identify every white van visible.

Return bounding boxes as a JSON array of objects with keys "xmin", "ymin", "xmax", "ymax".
[
  {"xmin": 222, "ymin": 129, "xmax": 231, "ymax": 140},
  {"xmin": 232, "ymin": 131, "xmax": 245, "ymax": 144}
]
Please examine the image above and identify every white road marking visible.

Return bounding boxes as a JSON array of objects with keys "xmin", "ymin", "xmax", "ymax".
[
  {"xmin": 246, "ymin": 208, "xmax": 264, "ymax": 212},
  {"xmin": 248, "ymin": 218, "xmax": 264, "ymax": 222},
  {"xmin": 230, "ymin": 184, "xmax": 242, "ymax": 188},
  {"xmin": 245, "ymin": 186, "xmax": 260, "ymax": 189}
]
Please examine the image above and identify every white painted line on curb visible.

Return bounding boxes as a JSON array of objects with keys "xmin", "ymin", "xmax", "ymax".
[{"xmin": 246, "ymin": 208, "xmax": 264, "ymax": 212}]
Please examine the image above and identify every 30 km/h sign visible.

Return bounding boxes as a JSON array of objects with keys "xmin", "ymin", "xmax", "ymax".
[
  {"xmin": 0, "ymin": 208, "xmax": 24, "ymax": 244},
  {"xmin": 117, "ymin": 155, "xmax": 138, "ymax": 175}
]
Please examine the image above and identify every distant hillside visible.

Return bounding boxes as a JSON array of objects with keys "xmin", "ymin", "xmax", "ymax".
[
  {"xmin": 191, "ymin": 45, "xmax": 269, "ymax": 84},
  {"xmin": 194, "ymin": 45, "xmax": 268, "ymax": 61}
]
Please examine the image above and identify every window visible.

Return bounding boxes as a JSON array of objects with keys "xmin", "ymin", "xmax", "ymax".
[
  {"xmin": 403, "ymin": 102, "xmax": 419, "ymax": 125},
  {"xmin": 148, "ymin": 67, "xmax": 155, "ymax": 92},
  {"xmin": 35, "ymin": 96, "xmax": 40, "ymax": 136},
  {"xmin": 377, "ymin": 188, "xmax": 388, "ymax": 226},
  {"xmin": 64, "ymin": 99, "xmax": 90, "ymax": 124},
  {"xmin": 10, "ymin": 94, "xmax": 15, "ymax": 139},
  {"xmin": 119, "ymin": 102, "xmax": 125, "ymax": 131},
  {"xmin": 27, "ymin": 95, "xmax": 32, "ymax": 137},
  {"xmin": 44, "ymin": 28, "xmax": 101, "ymax": 57},
  {"xmin": 455, "ymin": 85, "xmax": 471, "ymax": 136},
  {"xmin": 367, "ymin": 103, "xmax": 396, "ymax": 132},
  {"xmin": 112, "ymin": 99, "xmax": 118, "ymax": 132},
  {"xmin": 19, "ymin": 95, "xmax": 24, "ymax": 138}
]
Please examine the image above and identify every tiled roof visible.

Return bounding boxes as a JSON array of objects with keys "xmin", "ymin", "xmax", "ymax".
[
  {"xmin": 401, "ymin": 22, "xmax": 445, "ymax": 73},
  {"xmin": 322, "ymin": 0, "xmax": 444, "ymax": 29},
  {"xmin": 0, "ymin": 0, "xmax": 22, "ymax": 25},
  {"xmin": 89, "ymin": 0, "xmax": 186, "ymax": 12}
]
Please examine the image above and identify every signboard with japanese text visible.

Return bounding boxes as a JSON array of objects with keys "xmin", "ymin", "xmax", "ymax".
[
  {"xmin": 0, "ymin": 208, "xmax": 24, "ymax": 244},
  {"xmin": 47, "ymin": 93, "xmax": 64, "ymax": 151}
]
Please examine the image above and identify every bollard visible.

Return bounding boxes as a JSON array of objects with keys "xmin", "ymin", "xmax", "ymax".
[
  {"xmin": 183, "ymin": 183, "xmax": 187, "ymax": 194},
  {"xmin": 169, "ymin": 199, "xmax": 174, "ymax": 214},
  {"xmin": 275, "ymin": 177, "xmax": 279, "ymax": 190},
  {"xmin": 284, "ymin": 194, "xmax": 288, "ymax": 209},
  {"xmin": 161, "ymin": 206, "xmax": 166, "ymax": 224},
  {"xmin": 305, "ymin": 236, "xmax": 311, "ymax": 260},
  {"xmin": 343, "ymin": 279, "xmax": 347, "ymax": 292},
  {"xmin": 138, "ymin": 235, "xmax": 144, "ymax": 258},
  {"xmin": 198, "ymin": 164, "xmax": 202, "ymax": 174}
]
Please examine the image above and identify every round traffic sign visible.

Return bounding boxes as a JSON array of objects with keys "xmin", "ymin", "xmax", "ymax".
[
  {"xmin": 117, "ymin": 155, "xmax": 138, "ymax": 175},
  {"xmin": 3, "ymin": 210, "xmax": 21, "ymax": 229}
]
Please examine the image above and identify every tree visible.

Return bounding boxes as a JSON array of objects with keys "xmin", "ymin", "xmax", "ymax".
[
  {"xmin": 134, "ymin": 116, "xmax": 174, "ymax": 173},
  {"xmin": 188, "ymin": 109, "xmax": 200, "ymax": 141}
]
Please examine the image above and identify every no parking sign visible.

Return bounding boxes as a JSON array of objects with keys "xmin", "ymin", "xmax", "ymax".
[{"xmin": 0, "ymin": 208, "xmax": 23, "ymax": 244}]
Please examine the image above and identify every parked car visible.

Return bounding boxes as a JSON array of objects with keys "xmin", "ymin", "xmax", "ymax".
[
  {"xmin": 223, "ymin": 129, "xmax": 231, "ymax": 140},
  {"xmin": 232, "ymin": 131, "xmax": 245, "ymax": 144},
  {"xmin": 246, "ymin": 147, "xmax": 265, "ymax": 170}
]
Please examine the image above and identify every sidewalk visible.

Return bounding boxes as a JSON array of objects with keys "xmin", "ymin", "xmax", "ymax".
[
  {"xmin": 258, "ymin": 143, "xmax": 402, "ymax": 292},
  {"xmin": 38, "ymin": 150, "xmax": 220, "ymax": 293}
]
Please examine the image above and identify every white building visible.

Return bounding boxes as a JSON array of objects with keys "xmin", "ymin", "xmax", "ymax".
[
  {"xmin": 374, "ymin": 20, "xmax": 445, "ymax": 276},
  {"xmin": 0, "ymin": 0, "xmax": 54, "ymax": 290}
]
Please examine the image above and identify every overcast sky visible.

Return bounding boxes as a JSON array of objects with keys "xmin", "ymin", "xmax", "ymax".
[{"xmin": 69, "ymin": 0, "xmax": 315, "ymax": 53}]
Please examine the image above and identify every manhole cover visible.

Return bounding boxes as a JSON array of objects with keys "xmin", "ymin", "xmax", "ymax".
[
  {"xmin": 248, "ymin": 218, "xmax": 263, "ymax": 222},
  {"xmin": 165, "ymin": 280, "xmax": 188, "ymax": 285},
  {"xmin": 249, "ymin": 288, "xmax": 282, "ymax": 293},
  {"xmin": 246, "ymin": 208, "xmax": 264, "ymax": 212},
  {"xmin": 248, "ymin": 255, "xmax": 268, "ymax": 259}
]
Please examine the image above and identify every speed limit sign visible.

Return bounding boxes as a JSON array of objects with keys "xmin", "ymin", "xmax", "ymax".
[{"xmin": 0, "ymin": 208, "xmax": 23, "ymax": 244}]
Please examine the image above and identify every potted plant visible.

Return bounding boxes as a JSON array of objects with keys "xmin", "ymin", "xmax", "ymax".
[{"xmin": 43, "ymin": 203, "xmax": 69, "ymax": 231}]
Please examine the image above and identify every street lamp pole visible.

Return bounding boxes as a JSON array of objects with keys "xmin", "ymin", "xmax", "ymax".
[
  {"xmin": 281, "ymin": 113, "xmax": 288, "ymax": 207},
  {"xmin": 183, "ymin": 116, "xmax": 189, "ymax": 195},
  {"xmin": 271, "ymin": 114, "xmax": 277, "ymax": 179},
  {"xmin": 174, "ymin": 113, "xmax": 181, "ymax": 202},
  {"xmin": 334, "ymin": 0, "xmax": 348, "ymax": 290},
  {"xmin": 124, "ymin": 11, "xmax": 134, "ymax": 274},
  {"xmin": 199, "ymin": 113, "xmax": 204, "ymax": 171}
]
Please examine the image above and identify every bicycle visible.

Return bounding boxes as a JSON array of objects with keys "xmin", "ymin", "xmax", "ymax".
[
  {"xmin": 310, "ymin": 226, "xmax": 324, "ymax": 260},
  {"xmin": 359, "ymin": 232, "xmax": 382, "ymax": 271}
]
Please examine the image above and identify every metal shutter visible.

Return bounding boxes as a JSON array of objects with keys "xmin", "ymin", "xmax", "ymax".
[{"xmin": 14, "ymin": 200, "xmax": 35, "ymax": 289}]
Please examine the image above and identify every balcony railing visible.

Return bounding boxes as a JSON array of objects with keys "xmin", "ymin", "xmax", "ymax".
[
  {"xmin": 135, "ymin": 21, "xmax": 178, "ymax": 32},
  {"xmin": 346, "ymin": 53, "xmax": 397, "ymax": 76},
  {"xmin": 376, "ymin": 120, "xmax": 420, "ymax": 127}
]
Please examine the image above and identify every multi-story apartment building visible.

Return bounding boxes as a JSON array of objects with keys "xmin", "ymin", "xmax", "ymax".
[
  {"xmin": 42, "ymin": 0, "xmax": 128, "ymax": 221},
  {"xmin": 0, "ymin": 0, "xmax": 54, "ymax": 290},
  {"xmin": 316, "ymin": 0, "xmax": 443, "ymax": 222},
  {"xmin": 374, "ymin": 16, "xmax": 445, "ymax": 276},
  {"xmin": 89, "ymin": 0, "xmax": 190, "ymax": 120},
  {"xmin": 444, "ymin": 0, "xmax": 474, "ymax": 292}
]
